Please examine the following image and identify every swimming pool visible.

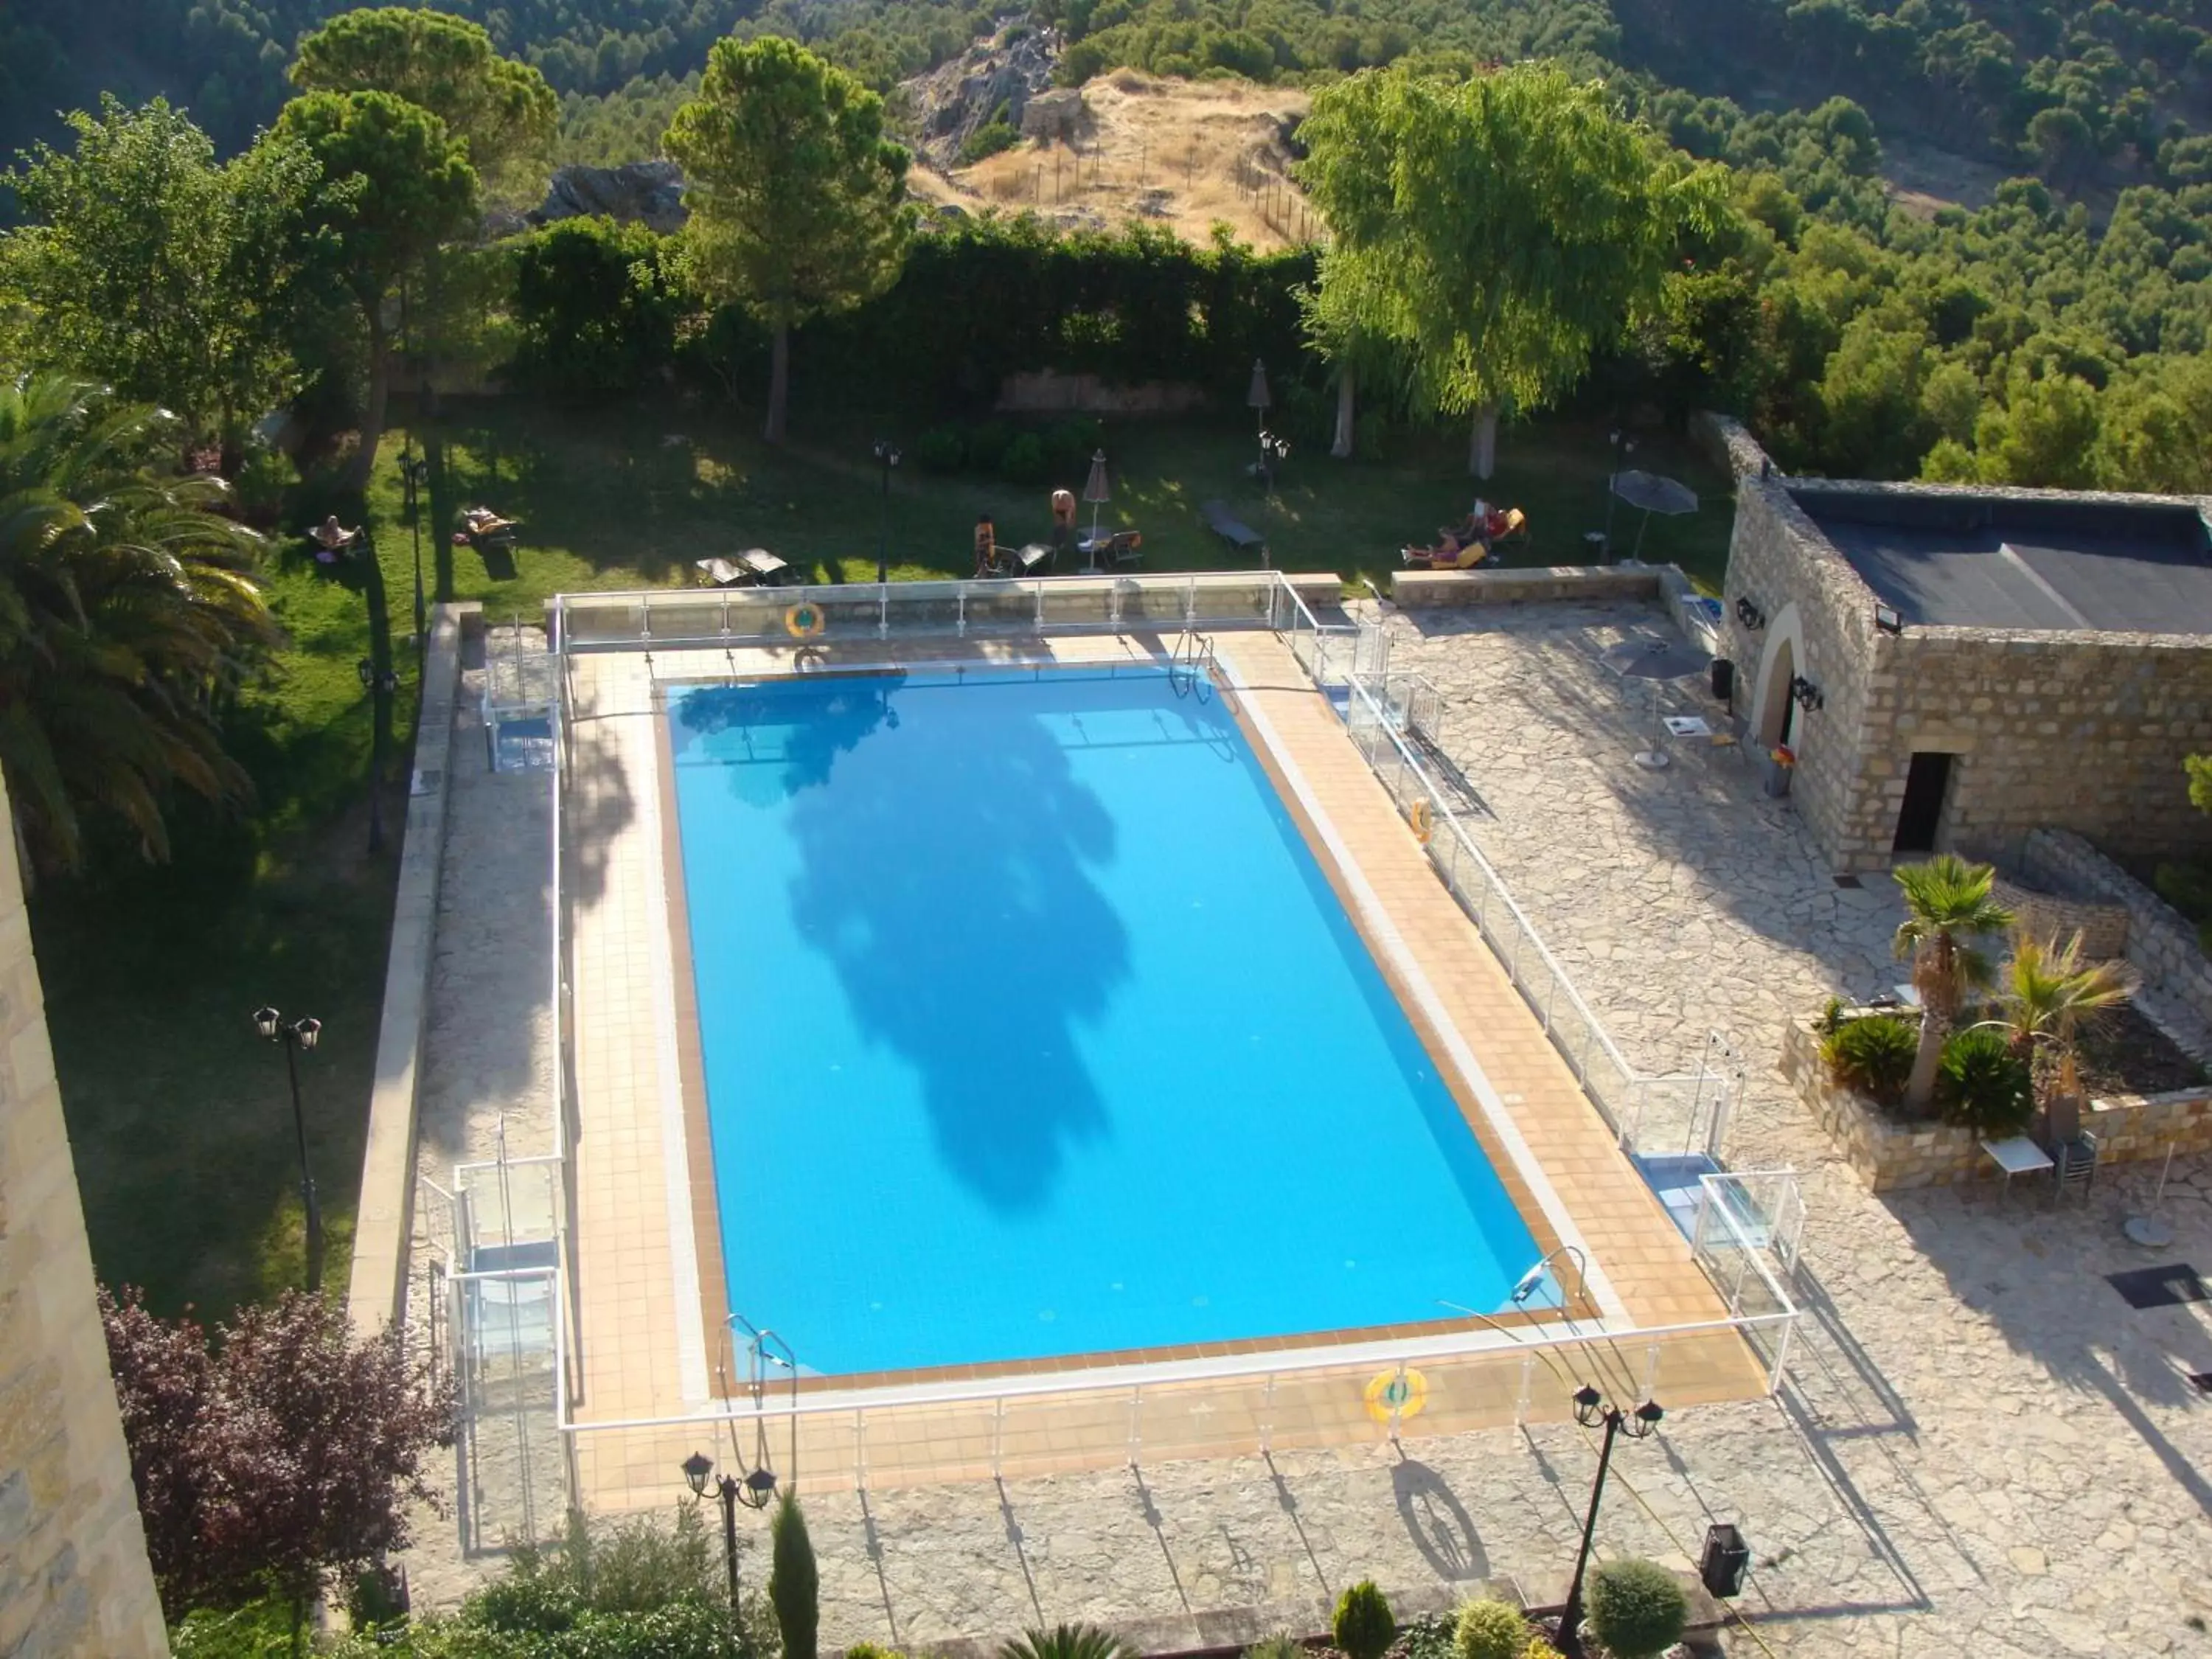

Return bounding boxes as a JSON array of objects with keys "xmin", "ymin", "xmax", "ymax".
[{"xmin": 667, "ymin": 665, "xmax": 1542, "ymax": 1377}]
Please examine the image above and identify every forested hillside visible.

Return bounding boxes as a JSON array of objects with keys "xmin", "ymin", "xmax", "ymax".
[{"xmin": 10, "ymin": 0, "xmax": 2212, "ymax": 189}]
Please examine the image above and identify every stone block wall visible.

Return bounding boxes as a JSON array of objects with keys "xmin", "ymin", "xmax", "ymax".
[
  {"xmin": 1717, "ymin": 479, "xmax": 1886, "ymax": 867},
  {"xmin": 2020, "ymin": 827, "xmax": 2212, "ymax": 1034},
  {"xmin": 1781, "ymin": 1016, "xmax": 2212, "ymax": 1189},
  {"xmin": 1391, "ymin": 564, "xmax": 1664, "ymax": 608},
  {"xmin": 0, "ymin": 771, "xmax": 167, "ymax": 1656},
  {"xmin": 1987, "ymin": 874, "xmax": 2130, "ymax": 961}
]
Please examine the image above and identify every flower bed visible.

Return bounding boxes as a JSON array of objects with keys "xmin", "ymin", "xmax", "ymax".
[{"xmin": 1782, "ymin": 1016, "xmax": 2212, "ymax": 1191}]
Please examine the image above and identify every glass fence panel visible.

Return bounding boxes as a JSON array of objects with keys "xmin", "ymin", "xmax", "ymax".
[
  {"xmin": 963, "ymin": 582, "xmax": 1035, "ymax": 631},
  {"xmin": 1040, "ymin": 580, "xmax": 1117, "ymax": 627},
  {"xmin": 1116, "ymin": 581, "xmax": 1190, "ymax": 627},
  {"xmin": 562, "ymin": 598, "xmax": 644, "ymax": 644},
  {"xmin": 641, "ymin": 597, "xmax": 727, "ymax": 641},
  {"xmin": 849, "ymin": 1397, "xmax": 1005, "ymax": 1490},
  {"xmin": 815, "ymin": 591, "xmax": 887, "ymax": 636},
  {"xmin": 883, "ymin": 583, "xmax": 966, "ymax": 634}
]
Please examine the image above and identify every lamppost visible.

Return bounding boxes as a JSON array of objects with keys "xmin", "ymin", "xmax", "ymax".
[
  {"xmin": 400, "ymin": 450, "xmax": 430, "ymax": 654},
  {"xmin": 252, "ymin": 1006, "xmax": 324, "ymax": 1290},
  {"xmin": 1554, "ymin": 1384, "xmax": 1665, "ymax": 1658},
  {"xmin": 683, "ymin": 1451, "xmax": 742, "ymax": 1615},
  {"xmin": 872, "ymin": 439, "xmax": 901, "ymax": 585},
  {"xmin": 358, "ymin": 658, "xmax": 399, "ymax": 854},
  {"xmin": 1600, "ymin": 428, "xmax": 1635, "ymax": 560}
]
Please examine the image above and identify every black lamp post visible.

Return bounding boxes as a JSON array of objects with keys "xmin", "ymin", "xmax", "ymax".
[
  {"xmin": 872, "ymin": 439, "xmax": 901, "ymax": 585},
  {"xmin": 358, "ymin": 658, "xmax": 400, "ymax": 854},
  {"xmin": 253, "ymin": 1006, "xmax": 324, "ymax": 1290},
  {"xmin": 400, "ymin": 451, "xmax": 430, "ymax": 654},
  {"xmin": 1555, "ymin": 1384, "xmax": 1665, "ymax": 1658},
  {"xmin": 683, "ymin": 1451, "xmax": 743, "ymax": 1616}
]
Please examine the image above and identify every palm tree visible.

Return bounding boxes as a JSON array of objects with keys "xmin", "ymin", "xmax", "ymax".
[
  {"xmin": 999, "ymin": 1626, "xmax": 1137, "ymax": 1659},
  {"xmin": 0, "ymin": 373, "xmax": 279, "ymax": 870},
  {"xmin": 1985, "ymin": 929, "xmax": 2128, "ymax": 1141},
  {"xmin": 1892, "ymin": 854, "xmax": 2015, "ymax": 1113}
]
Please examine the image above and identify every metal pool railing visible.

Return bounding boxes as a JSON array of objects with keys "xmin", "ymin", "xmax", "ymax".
[{"xmin": 1272, "ymin": 579, "xmax": 1730, "ymax": 1149}]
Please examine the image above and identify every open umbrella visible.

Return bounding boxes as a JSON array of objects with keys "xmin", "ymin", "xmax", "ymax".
[
  {"xmin": 1601, "ymin": 636, "xmax": 1708, "ymax": 768},
  {"xmin": 1610, "ymin": 470, "xmax": 1699, "ymax": 560}
]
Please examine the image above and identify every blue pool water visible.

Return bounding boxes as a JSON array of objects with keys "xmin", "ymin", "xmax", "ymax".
[{"xmin": 667, "ymin": 666, "xmax": 1540, "ymax": 1377}]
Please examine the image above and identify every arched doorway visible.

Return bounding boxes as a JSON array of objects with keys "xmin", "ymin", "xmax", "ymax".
[{"xmin": 1751, "ymin": 602, "xmax": 1806, "ymax": 749}]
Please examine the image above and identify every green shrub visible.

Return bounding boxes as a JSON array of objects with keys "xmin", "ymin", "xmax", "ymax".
[
  {"xmin": 1045, "ymin": 416, "xmax": 1104, "ymax": 472},
  {"xmin": 1584, "ymin": 1559, "xmax": 1687, "ymax": 1659},
  {"xmin": 1241, "ymin": 1636, "xmax": 1304, "ymax": 1659},
  {"xmin": 229, "ymin": 445, "xmax": 293, "ymax": 527},
  {"xmin": 1935, "ymin": 1026, "xmax": 2033, "ymax": 1134},
  {"xmin": 847, "ymin": 1644, "xmax": 905, "ymax": 1659},
  {"xmin": 914, "ymin": 427, "xmax": 965, "ymax": 472},
  {"xmin": 1332, "ymin": 1580, "xmax": 1396, "ymax": 1659},
  {"xmin": 1818, "ymin": 1011, "xmax": 1919, "ymax": 1107},
  {"xmin": 770, "ymin": 1492, "xmax": 818, "ymax": 1659},
  {"xmin": 1815, "ymin": 995, "xmax": 1846, "ymax": 1036},
  {"xmin": 1453, "ymin": 1597, "xmax": 1531, "ymax": 1659},
  {"xmin": 998, "ymin": 431, "xmax": 1050, "ymax": 484},
  {"xmin": 960, "ymin": 120, "xmax": 1020, "ymax": 164},
  {"xmin": 967, "ymin": 420, "xmax": 1013, "ymax": 471}
]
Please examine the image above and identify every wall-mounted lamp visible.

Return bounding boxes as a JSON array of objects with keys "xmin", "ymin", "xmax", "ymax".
[
  {"xmin": 1733, "ymin": 596, "xmax": 1767, "ymax": 631},
  {"xmin": 1790, "ymin": 675, "xmax": 1824, "ymax": 713},
  {"xmin": 1873, "ymin": 602, "xmax": 1903, "ymax": 635}
]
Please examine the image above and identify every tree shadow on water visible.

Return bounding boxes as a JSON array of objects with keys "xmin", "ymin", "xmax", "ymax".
[{"xmin": 683, "ymin": 673, "xmax": 1131, "ymax": 1212}]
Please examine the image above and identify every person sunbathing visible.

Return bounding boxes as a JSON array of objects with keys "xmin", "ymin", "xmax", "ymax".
[
  {"xmin": 462, "ymin": 506, "xmax": 516, "ymax": 533},
  {"xmin": 1402, "ymin": 531, "xmax": 1489, "ymax": 570}
]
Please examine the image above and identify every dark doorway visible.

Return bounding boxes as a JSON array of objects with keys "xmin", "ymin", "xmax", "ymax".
[{"xmin": 1893, "ymin": 751, "xmax": 1953, "ymax": 853}]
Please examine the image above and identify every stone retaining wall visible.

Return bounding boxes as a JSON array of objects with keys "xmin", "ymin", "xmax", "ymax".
[
  {"xmin": 1988, "ymin": 873, "xmax": 2130, "ymax": 961},
  {"xmin": 1782, "ymin": 1015, "xmax": 2212, "ymax": 1189},
  {"xmin": 1392, "ymin": 564, "xmax": 1665, "ymax": 608},
  {"xmin": 2021, "ymin": 827, "xmax": 2212, "ymax": 1033},
  {"xmin": 1689, "ymin": 410, "xmax": 1777, "ymax": 481},
  {"xmin": 347, "ymin": 602, "xmax": 470, "ymax": 1337},
  {"xmin": 995, "ymin": 370, "xmax": 1207, "ymax": 414}
]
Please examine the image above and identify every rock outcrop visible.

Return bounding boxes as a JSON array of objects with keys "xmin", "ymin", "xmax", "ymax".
[
  {"xmin": 903, "ymin": 18, "xmax": 1064, "ymax": 167},
  {"xmin": 527, "ymin": 160, "xmax": 688, "ymax": 234}
]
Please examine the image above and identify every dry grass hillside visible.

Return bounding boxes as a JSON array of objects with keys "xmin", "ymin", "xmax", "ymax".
[{"xmin": 910, "ymin": 72, "xmax": 1318, "ymax": 251}]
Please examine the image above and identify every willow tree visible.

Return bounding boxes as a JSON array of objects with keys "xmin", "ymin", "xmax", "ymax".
[
  {"xmin": 1300, "ymin": 63, "xmax": 1728, "ymax": 476},
  {"xmin": 665, "ymin": 35, "xmax": 914, "ymax": 444}
]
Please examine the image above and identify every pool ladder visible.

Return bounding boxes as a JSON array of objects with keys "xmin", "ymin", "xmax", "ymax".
[
  {"xmin": 719, "ymin": 1313, "xmax": 798, "ymax": 1506},
  {"xmin": 1169, "ymin": 628, "xmax": 1217, "ymax": 701}
]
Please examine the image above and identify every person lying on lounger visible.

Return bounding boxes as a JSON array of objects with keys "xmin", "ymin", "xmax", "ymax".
[{"xmin": 1401, "ymin": 532, "xmax": 1489, "ymax": 569}]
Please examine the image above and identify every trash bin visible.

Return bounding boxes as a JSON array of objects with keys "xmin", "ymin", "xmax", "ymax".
[
  {"xmin": 1710, "ymin": 658, "xmax": 1733, "ymax": 702},
  {"xmin": 1761, "ymin": 756, "xmax": 1792, "ymax": 798},
  {"xmin": 1700, "ymin": 1523, "xmax": 1751, "ymax": 1598}
]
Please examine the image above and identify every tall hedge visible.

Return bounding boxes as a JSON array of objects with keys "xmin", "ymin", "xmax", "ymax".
[{"xmin": 768, "ymin": 1490, "xmax": 818, "ymax": 1659}]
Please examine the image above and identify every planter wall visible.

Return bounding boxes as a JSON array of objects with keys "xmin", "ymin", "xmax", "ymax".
[{"xmin": 1781, "ymin": 1018, "xmax": 2212, "ymax": 1191}]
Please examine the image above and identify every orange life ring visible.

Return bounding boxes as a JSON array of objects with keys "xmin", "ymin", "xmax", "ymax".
[
  {"xmin": 1408, "ymin": 799, "xmax": 1433, "ymax": 843},
  {"xmin": 784, "ymin": 602, "xmax": 826, "ymax": 640}
]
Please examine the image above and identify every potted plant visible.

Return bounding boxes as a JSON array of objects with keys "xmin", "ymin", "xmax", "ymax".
[{"xmin": 1761, "ymin": 742, "xmax": 1795, "ymax": 797}]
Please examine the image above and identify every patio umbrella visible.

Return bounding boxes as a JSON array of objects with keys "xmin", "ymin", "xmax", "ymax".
[
  {"xmin": 1082, "ymin": 449, "xmax": 1110, "ymax": 546},
  {"xmin": 1610, "ymin": 470, "xmax": 1700, "ymax": 560},
  {"xmin": 1601, "ymin": 636, "xmax": 1709, "ymax": 769}
]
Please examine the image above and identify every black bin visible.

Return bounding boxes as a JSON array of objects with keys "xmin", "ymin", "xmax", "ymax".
[
  {"xmin": 1710, "ymin": 658, "xmax": 1734, "ymax": 703},
  {"xmin": 1700, "ymin": 1523, "xmax": 1750, "ymax": 1599}
]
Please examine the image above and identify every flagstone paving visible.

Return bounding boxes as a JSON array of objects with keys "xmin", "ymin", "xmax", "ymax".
[{"xmin": 402, "ymin": 599, "xmax": 2212, "ymax": 1658}]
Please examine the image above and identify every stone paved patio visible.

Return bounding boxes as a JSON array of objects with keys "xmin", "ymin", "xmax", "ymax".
[{"xmin": 401, "ymin": 600, "xmax": 2212, "ymax": 1657}]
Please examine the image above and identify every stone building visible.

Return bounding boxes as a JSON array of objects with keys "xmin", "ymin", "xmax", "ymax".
[
  {"xmin": 0, "ymin": 771, "xmax": 167, "ymax": 1656},
  {"xmin": 1717, "ymin": 473, "xmax": 2212, "ymax": 874}
]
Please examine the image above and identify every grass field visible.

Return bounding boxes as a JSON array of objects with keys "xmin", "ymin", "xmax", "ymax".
[{"xmin": 36, "ymin": 392, "xmax": 1733, "ymax": 1317}]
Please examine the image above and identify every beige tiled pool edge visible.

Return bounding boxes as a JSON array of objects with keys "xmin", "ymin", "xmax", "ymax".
[{"xmin": 560, "ymin": 633, "xmax": 1764, "ymax": 1511}]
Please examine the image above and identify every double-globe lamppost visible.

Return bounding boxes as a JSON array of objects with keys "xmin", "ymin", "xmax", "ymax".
[
  {"xmin": 1554, "ymin": 1383, "xmax": 1665, "ymax": 1658},
  {"xmin": 873, "ymin": 439, "xmax": 902, "ymax": 585},
  {"xmin": 681, "ymin": 1450, "xmax": 779, "ymax": 1619},
  {"xmin": 252, "ymin": 1006, "xmax": 324, "ymax": 1290}
]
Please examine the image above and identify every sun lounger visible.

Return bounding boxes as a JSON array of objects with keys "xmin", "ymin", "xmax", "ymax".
[{"xmin": 1200, "ymin": 500, "xmax": 1267, "ymax": 562}]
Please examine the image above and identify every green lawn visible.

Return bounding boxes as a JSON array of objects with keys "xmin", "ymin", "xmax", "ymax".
[{"xmin": 37, "ymin": 392, "xmax": 1732, "ymax": 1318}]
